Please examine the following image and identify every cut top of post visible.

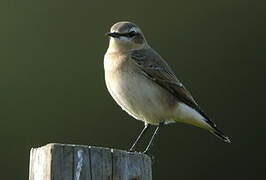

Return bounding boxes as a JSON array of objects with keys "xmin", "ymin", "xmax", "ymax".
[{"xmin": 29, "ymin": 143, "xmax": 152, "ymax": 180}]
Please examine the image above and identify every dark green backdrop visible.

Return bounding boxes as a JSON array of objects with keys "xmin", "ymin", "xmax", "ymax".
[{"xmin": 0, "ymin": 0, "xmax": 265, "ymax": 179}]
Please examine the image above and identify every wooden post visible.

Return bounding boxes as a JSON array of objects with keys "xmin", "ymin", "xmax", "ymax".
[{"xmin": 29, "ymin": 143, "xmax": 152, "ymax": 180}]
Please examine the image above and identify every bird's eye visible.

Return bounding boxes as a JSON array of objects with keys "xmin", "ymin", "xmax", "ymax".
[{"xmin": 127, "ymin": 31, "xmax": 137, "ymax": 37}]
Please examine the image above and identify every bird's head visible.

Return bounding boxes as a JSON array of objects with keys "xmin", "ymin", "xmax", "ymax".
[{"xmin": 106, "ymin": 21, "xmax": 149, "ymax": 53}]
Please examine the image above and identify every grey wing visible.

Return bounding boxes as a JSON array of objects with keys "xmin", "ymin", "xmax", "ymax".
[{"xmin": 131, "ymin": 48, "xmax": 216, "ymax": 127}]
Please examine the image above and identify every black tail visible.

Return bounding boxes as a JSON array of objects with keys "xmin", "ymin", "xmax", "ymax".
[
  {"xmin": 187, "ymin": 104, "xmax": 231, "ymax": 143},
  {"xmin": 210, "ymin": 126, "xmax": 231, "ymax": 143},
  {"xmin": 196, "ymin": 109, "xmax": 231, "ymax": 143}
]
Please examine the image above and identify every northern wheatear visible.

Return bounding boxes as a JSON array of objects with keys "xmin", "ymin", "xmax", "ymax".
[{"xmin": 104, "ymin": 21, "xmax": 231, "ymax": 153}]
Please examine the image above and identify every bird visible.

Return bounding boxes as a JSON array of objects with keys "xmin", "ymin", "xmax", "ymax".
[{"xmin": 104, "ymin": 21, "xmax": 231, "ymax": 153}]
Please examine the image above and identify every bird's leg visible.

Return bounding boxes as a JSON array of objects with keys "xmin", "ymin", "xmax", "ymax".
[
  {"xmin": 129, "ymin": 123, "xmax": 151, "ymax": 152},
  {"xmin": 143, "ymin": 122, "xmax": 164, "ymax": 154}
]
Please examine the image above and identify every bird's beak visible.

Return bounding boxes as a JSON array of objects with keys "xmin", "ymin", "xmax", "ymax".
[{"xmin": 105, "ymin": 32, "xmax": 120, "ymax": 38}]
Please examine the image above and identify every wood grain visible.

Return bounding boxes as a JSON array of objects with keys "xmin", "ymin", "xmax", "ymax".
[{"xmin": 29, "ymin": 143, "xmax": 152, "ymax": 180}]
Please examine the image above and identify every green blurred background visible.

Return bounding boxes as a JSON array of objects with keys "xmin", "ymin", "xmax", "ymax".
[{"xmin": 0, "ymin": 0, "xmax": 265, "ymax": 179}]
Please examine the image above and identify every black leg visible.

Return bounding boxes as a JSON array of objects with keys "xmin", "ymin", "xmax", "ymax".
[
  {"xmin": 143, "ymin": 122, "xmax": 163, "ymax": 154},
  {"xmin": 129, "ymin": 123, "xmax": 151, "ymax": 151}
]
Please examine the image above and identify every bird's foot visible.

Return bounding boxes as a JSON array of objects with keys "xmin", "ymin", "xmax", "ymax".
[
  {"xmin": 128, "ymin": 149, "xmax": 137, "ymax": 153},
  {"xmin": 128, "ymin": 148, "xmax": 142, "ymax": 154},
  {"xmin": 128, "ymin": 147, "xmax": 137, "ymax": 152}
]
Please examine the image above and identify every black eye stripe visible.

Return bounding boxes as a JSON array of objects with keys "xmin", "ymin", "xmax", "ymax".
[
  {"xmin": 128, "ymin": 31, "xmax": 137, "ymax": 37},
  {"xmin": 121, "ymin": 31, "xmax": 138, "ymax": 37}
]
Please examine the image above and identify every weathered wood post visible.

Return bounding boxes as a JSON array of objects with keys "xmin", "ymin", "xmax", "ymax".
[{"xmin": 29, "ymin": 143, "xmax": 152, "ymax": 180}]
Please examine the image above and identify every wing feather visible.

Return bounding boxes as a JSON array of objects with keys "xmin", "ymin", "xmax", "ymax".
[{"xmin": 131, "ymin": 48, "xmax": 216, "ymax": 127}]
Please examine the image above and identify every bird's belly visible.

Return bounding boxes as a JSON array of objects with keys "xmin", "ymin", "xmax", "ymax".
[{"xmin": 105, "ymin": 70, "xmax": 175, "ymax": 124}]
